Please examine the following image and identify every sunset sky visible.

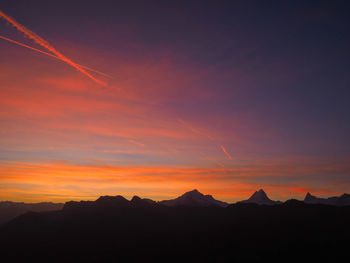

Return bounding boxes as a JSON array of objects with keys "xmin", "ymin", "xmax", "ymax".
[{"xmin": 1, "ymin": 0, "xmax": 349, "ymax": 203}]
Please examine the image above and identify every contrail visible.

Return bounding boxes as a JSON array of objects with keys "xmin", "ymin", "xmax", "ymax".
[
  {"xmin": 128, "ymin": 139, "xmax": 146, "ymax": 147},
  {"xmin": 0, "ymin": 35, "xmax": 111, "ymax": 78},
  {"xmin": 0, "ymin": 9, "xmax": 107, "ymax": 86},
  {"xmin": 89, "ymin": 159, "xmax": 109, "ymax": 167},
  {"xmin": 177, "ymin": 118, "xmax": 214, "ymax": 140},
  {"xmin": 220, "ymin": 145, "xmax": 232, "ymax": 161},
  {"xmin": 178, "ymin": 117, "xmax": 233, "ymax": 161}
]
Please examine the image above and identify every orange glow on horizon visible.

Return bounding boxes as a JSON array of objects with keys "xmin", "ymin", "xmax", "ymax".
[{"xmin": 0, "ymin": 161, "xmax": 344, "ymax": 203}]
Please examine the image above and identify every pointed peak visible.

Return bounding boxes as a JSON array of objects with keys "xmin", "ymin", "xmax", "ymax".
[
  {"xmin": 182, "ymin": 189, "xmax": 203, "ymax": 196},
  {"xmin": 131, "ymin": 196, "xmax": 141, "ymax": 202},
  {"xmin": 160, "ymin": 189, "xmax": 228, "ymax": 207},
  {"xmin": 238, "ymin": 189, "xmax": 279, "ymax": 205},
  {"xmin": 205, "ymin": 194, "xmax": 214, "ymax": 199},
  {"xmin": 242, "ymin": 189, "xmax": 275, "ymax": 205},
  {"xmin": 252, "ymin": 189, "xmax": 268, "ymax": 197},
  {"xmin": 304, "ymin": 192, "xmax": 316, "ymax": 202},
  {"xmin": 305, "ymin": 192, "xmax": 315, "ymax": 198}
]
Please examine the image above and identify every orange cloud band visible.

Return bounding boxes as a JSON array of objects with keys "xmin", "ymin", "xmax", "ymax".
[{"xmin": 0, "ymin": 161, "xmax": 344, "ymax": 202}]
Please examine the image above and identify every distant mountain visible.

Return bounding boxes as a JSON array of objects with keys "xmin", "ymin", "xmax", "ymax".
[
  {"xmin": 338, "ymin": 194, "xmax": 350, "ymax": 206},
  {"xmin": 95, "ymin": 195, "xmax": 131, "ymax": 207},
  {"xmin": 63, "ymin": 190, "xmax": 228, "ymax": 212},
  {"xmin": 0, "ymin": 201, "xmax": 63, "ymax": 224},
  {"xmin": 304, "ymin": 192, "xmax": 350, "ymax": 206},
  {"xmin": 63, "ymin": 195, "xmax": 156, "ymax": 212},
  {"xmin": 130, "ymin": 195, "xmax": 157, "ymax": 207},
  {"xmin": 238, "ymin": 189, "xmax": 281, "ymax": 205},
  {"xmin": 159, "ymin": 189, "xmax": 228, "ymax": 207}
]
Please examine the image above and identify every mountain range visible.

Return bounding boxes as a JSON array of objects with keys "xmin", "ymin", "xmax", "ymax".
[
  {"xmin": 1, "ymin": 189, "xmax": 350, "ymax": 224},
  {"xmin": 1, "ymin": 189, "xmax": 350, "ymax": 263}
]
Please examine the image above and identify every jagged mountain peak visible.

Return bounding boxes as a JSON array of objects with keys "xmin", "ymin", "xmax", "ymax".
[
  {"xmin": 159, "ymin": 190, "xmax": 228, "ymax": 207},
  {"xmin": 257, "ymin": 189, "xmax": 267, "ymax": 194},
  {"xmin": 250, "ymin": 189, "xmax": 269, "ymax": 200},
  {"xmin": 130, "ymin": 196, "xmax": 156, "ymax": 207},
  {"xmin": 239, "ymin": 189, "xmax": 280, "ymax": 205},
  {"xmin": 183, "ymin": 189, "xmax": 201, "ymax": 196},
  {"xmin": 131, "ymin": 195, "xmax": 142, "ymax": 202},
  {"xmin": 304, "ymin": 192, "xmax": 315, "ymax": 201}
]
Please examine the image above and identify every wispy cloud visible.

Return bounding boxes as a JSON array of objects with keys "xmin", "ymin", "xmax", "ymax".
[
  {"xmin": 0, "ymin": 9, "xmax": 107, "ymax": 86},
  {"xmin": 0, "ymin": 35, "xmax": 111, "ymax": 78},
  {"xmin": 178, "ymin": 117, "xmax": 233, "ymax": 161}
]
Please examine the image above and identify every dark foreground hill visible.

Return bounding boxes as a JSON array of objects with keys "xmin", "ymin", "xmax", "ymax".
[
  {"xmin": 1, "ymin": 196, "xmax": 349, "ymax": 263},
  {"xmin": 0, "ymin": 201, "xmax": 63, "ymax": 224}
]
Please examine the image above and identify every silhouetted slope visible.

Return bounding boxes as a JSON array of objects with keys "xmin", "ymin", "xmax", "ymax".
[
  {"xmin": 304, "ymin": 192, "xmax": 350, "ymax": 206},
  {"xmin": 0, "ymin": 201, "xmax": 63, "ymax": 224},
  {"xmin": 238, "ymin": 189, "xmax": 282, "ymax": 205},
  {"xmin": 159, "ymin": 189, "xmax": 228, "ymax": 207},
  {"xmin": 130, "ymin": 195, "xmax": 157, "ymax": 208},
  {"xmin": 338, "ymin": 193, "xmax": 350, "ymax": 206}
]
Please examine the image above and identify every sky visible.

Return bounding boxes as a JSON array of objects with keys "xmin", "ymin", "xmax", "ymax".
[{"xmin": 0, "ymin": 0, "xmax": 349, "ymax": 203}]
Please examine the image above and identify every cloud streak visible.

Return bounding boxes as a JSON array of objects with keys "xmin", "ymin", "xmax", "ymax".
[
  {"xmin": 220, "ymin": 145, "xmax": 232, "ymax": 160},
  {"xmin": 0, "ymin": 35, "xmax": 111, "ymax": 78},
  {"xmin": 0, "ymin": 9, "xmax": 107, "ymax": 86},
  {"xmin": 178, "ymin": 118, "xmax": 233, "ymax": 161}
]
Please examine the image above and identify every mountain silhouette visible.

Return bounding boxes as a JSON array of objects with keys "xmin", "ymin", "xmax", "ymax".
[
  {"xmin": 159, "ymin": 189, "xmax": 228, "ymax": 207},
  {"xmin": 2, "ymin": 190, "xmax": 350, "ymax": 226},
  {"xmin": 131, "ymin": 195, "xmax": 157, "ymax": 207},
  {"xmin": 238, "ymin": 189, "xmax": 281, "ymax": 205},
  {"xmin": 1, "ymin": 191, "xmax": 350, "ymax": 262},
  {"xmin": 338, "ymin": 194, "xmax": 350, "ymax": 206},
  {"xmin": 304, "ymin": 192, "xmax": 350, "ymax": 206},
  {"xmin": 0, "ymin": 201, "xmax": 63, "ymax": 224},
  {"xmin": 63, "ymin": 194, "xmax": 157, "ymax": 212},
  {"xmin": 2, "ymin": 195, "xmax": 350, "ymax": 263}
]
